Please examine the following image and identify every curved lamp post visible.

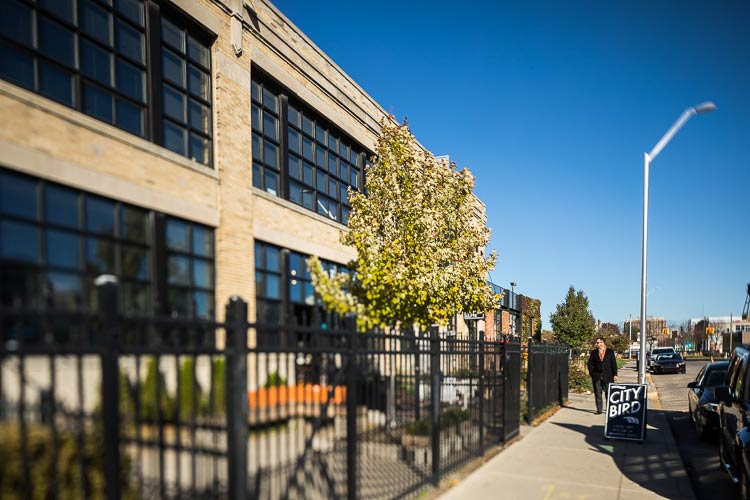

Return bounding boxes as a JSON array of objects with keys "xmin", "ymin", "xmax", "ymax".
[{"xmin": 639, "ymin": 101, "xmax": 716, "ymax": 384}]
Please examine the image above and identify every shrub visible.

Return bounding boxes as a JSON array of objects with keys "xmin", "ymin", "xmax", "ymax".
[
  {"xmin": 568, "ymin": 361, "xmax": 593, "ymax": 393},
  {"xmin": 0, "ymin": 423, "xmax": 135, "ymax": 500},
  {"xmin": 405, "ymin": 406, "xmax": 472, "ymax": 436},
  {"xmin": 264, "ymin": 371, "xmax": 287, "ymax": 388}
]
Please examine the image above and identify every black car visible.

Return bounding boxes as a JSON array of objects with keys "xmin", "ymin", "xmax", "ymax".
[
  {"xmin": 687, "ymin": 360, "xmax": 729, "ymax": 439},
  {"xmin": 651, "ymin": 352, "xmax": 686, "ymax": 374},
  {"xmin": 716, "ymin": 347, "xmax": 750, "ymax": 497}
]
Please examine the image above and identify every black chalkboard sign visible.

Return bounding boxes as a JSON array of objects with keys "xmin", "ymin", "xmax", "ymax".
[{"xmin": 604, "ymin": 383, "xmax": 647, "ymax": 441}]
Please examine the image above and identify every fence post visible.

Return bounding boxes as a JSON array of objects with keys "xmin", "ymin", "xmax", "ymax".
[
  {"xmin": 478, "ymin": 330, "xmax": 485, "ymax": 454},
  {"xmin": 526, "ymin": 336, "xmax": 533, "ymax": 424},
  {"xmin": 97, "ymin": 275, "xmax": 121, "ymax": 500},
  {"xmin": 346, "ymin": 319, "xmax": 358, "ymax": 500},
  {"xmin": 226, "ymin": 297, "xmax": 248, "ymax": 500},
  {"xmin": 430, "ymin": 326, "xmax": 441, "ymax": 485}
]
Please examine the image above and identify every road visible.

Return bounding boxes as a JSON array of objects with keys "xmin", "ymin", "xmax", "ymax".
[{"xmin": 648, "ymin": 358, "xmax": 736, "ymax": 500}]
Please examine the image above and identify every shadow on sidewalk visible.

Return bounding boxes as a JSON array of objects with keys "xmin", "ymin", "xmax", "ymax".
[{"xmin": 551, "ymin": 408, "xmax": 691, "ymax": 499}]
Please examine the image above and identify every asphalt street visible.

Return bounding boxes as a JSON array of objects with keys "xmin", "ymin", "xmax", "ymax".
[{"xmin": 646, "ymin": 358, "xmax": 736, "ymax": 500}]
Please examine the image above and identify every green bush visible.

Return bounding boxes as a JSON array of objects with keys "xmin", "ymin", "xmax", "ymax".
[
  {"xmin": 264, "ymin": 371, "xmax": 287, "ymax": 388},
  {"xmin": 0, "ymin": 423, "xmax": 135, "ymax": 500},
  {"xmin": 568, "ymin": 361, "xmax": 593, "ymax": 393},
  {"xmin": 405, "ymin": 406, "xmax": 472, "ymax": 436}
]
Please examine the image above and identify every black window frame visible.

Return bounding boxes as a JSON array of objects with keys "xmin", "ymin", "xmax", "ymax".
[{"xmin": 0, "ymin": 0, "xmax": 215, "ymax": 167}]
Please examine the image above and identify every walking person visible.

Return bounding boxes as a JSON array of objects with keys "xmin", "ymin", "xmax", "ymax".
[{"xmin": 587, "ymin": 337, "xmax": 618, "ymax": 414}]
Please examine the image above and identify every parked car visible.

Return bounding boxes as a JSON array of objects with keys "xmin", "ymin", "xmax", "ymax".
[
  {"xmin": 651, "ymin": 352, "xmax": 686, "ymax": 374},
  {"xmin": 715, "ymin": 346, "xmax": 750, "ymax": 497},
  {"xmin": 687, "ymin": 360, "xmax": 729, "ymax": 440},
  {"xmin": 648, "ymin": 347, "xmax": 677, "ymax": 371}
]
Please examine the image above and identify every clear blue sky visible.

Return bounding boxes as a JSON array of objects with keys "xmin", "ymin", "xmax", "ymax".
[{"xmin": 273, "ymin": 0, "xmax": 750, "ymax": 329}]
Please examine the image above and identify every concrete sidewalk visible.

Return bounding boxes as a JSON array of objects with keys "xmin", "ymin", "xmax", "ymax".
[{"xmin": 438, "ymin": 361, "xmax": 695, "ymax": 500}]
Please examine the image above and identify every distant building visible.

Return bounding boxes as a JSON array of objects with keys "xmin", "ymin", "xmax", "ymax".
[{"xmin": 623, "ymin": 317, "xmax": 667, "ymax": 345}]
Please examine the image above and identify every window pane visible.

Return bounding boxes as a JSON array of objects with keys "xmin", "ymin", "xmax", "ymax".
[
  {"xmin": 289, "ymin": 277, "xmax": 301, "ymax": 303},
  {"xmin": 327, "ymin": 134, "xmax": 337, "ymax": 151},
  {"xmin": 340, "ymin": 142, "xmax": 349, "ymax": 158},
  {"xmin": 81, "ymin": 39, "xmax": 112, "ymax": 85},
  {"xmin": 192, "ymin": 259, "xmax": 213, "ymax": 288},
  {"xmin": 46, "ymin": 272, "xmax": 82, "ymax": 311},
  {"xmin": 288, "ymin": 129, "xmax": 300, "ymax": 154},
  {"xmin": 189, "ymin": 99, "xmax": 210, "ymax": 133},
  {"xmin": 86, "ymin": 237, "xmax": 114, "ymax": 273},
  {"xmin": 288, "ymin": 105, "xmax": 299, "ymax": 127},
  {"xmin": 288, "ymin": 156, "xmax": 300, "ymax": 180},
  {"xmin": 189, "ymin": 133, "xmax": 210, "ymax": 166},
  {"xmin": 0, "ymin": 220, "xmax": 39, "ymax": 263},
  {"xmin": 302, "ymin": 136, "xmax": 313, "ymax": 161},
  {"xmin": 187, "ymin": 36, "xmax": 210, "ymax": 68},
  {"xmin": 193, "ymin": 290, "xmax": 213, "ymax": 319},
  {"xmin": 252, "ymin": 162, "xmax": 262, "ymax": 189},
  {"xmin": 302, "ymin": 115, "xmax": 313, "ymax": 136},
  {"xmin": 167, "ymin": 255, "xmax": 189, "ymax": 285},
  {"xmin": 263, "ymin": 111, "xmax": 277, "ymax": 141},
  {"xmin": 304, "ymin": 282, "xmax": 315, "ymax": 305},
  {"xmin": 188, "ymin": 65, "xmax": 210, "ymax": 100},
  {"xmin": 120, "ymin": 205, "xmax": 147, "ymax": 243},
  {"xmin": 163, "ymin": 120, "xmax": 186, "ymax": 155},
  {"xmin": 162, "ymin": 48, "xmax": 185, "ymax": 87},
  {"xmin": 38, "ymin": 16, "xmax": 75, "ymax": 67},
  {"xmin": 350, "ymin": 150, "xmax": 359, "ymax": 164},
  {"xmin": 262, "ymin": 87, "xmax": 277, "ymax": 113},
  {"xmin": 302, "ymin": 162, "xmax": 313, "ymax": 186},
  {"xmin": 264, "ymin": 170, "xmax": 278, "ymax": 195},
  {"xmin": 166, "ymin": 219, "xmax": 188, "ymax": 251},
  {"xmin": 288, "ymin": 252, "xmax": 304, "ymax": 276},
  {"xmin": 163, "ymin": 85, "xmax": 185, "ymax": 121},
  {"xmin": 264, "ymin": 142, "xmax": 278, "ymax": 169},
  {"xmin": 302, "ymin": 190, "xmax": 313, "ymax": 210},
  {"xmin": 351, "ymin": 170, "xmax": 359, "ymax": 188},
  {"xmin": 122, "ymin": 245, "xmax": 149, "ymax": 280},
  {"xmin": 1, "ymin": 1, "xmax": 33, "ymax": 46},
  {"xmin": 115, "ymin": 98, "xmax": 143, "ymax": 136},
  {"xmin": 45, "ymin": 185, "xmax": 78, "ymax": 228},
  {"xmin": 122, "ymin": 282, "xmax": 150, "ymax": 315},
  {"xmin": 192, "ymin": 226, "xmax": 213, "ymax": 257},
  {"xmin": 340, "ymin": 184, "xmax": 349, "ymax": 203},
  {"xmin": 315, "ymin": 147, "xmax": 325, "ymax": 168},
  {"xmin": 265, "ymin": 274, "xmax": 280, "ymax": 300},
  {"xmin": 116, "ymin": 0, "xmax": 143, "ymax": 27},
  {"xmin": 80, "ymin": 0, "xmax": 111, "ymax": 46},
  {"xmin": 251, "ymin": 80, "xmax": 260, "ymax": 102},
  {"xmin": 0, "ymin": 171, "xmax": 37, "ymax": 219},
  {"xmin": 315, "ymin": 124, "xmax": 325, "ymax": 144},
  {"xmin": 161, "ymin": 18, "xmax": 184, "ymax": 53},
  {"xmin": 340, "ymin": 164, "xmax": 349, "ymax": 184},
  {"xmin": 266, "ymin": 246, "xmax": 279, "ymax": 270},
  {"xmin": 317, "ymin": 170, "xmax": 326, "ymax": 194},
  {"xmin": 116, "ymin": 20, "xmax": 143, "ymax": 63},
  {"xmin": 83, "ymin": 84, "xmax": 113, "ymax": 123},
  {"xmin": 39, "ymin": 62, "xmax": 74, "ymax": 106},
  {"xmin": 85, "ymin": 196, "xmax": 114, "ymax": 235},
  {"xmin": 289, "ymin": 182, "xmax": 301, "ymax": 204},
  {"xmin": 168, "ymin": 287, "xmax": 190, "ymax": 317},
  {"xmin": 329, "ymin": 178, "xmax": 338, "ymax": 199},
  {"xmin": 327, "ymin": 152, "xmax": 337, "ymax": 175},
  {"xmin": 0, "ymin": 41, "xmax": 34, "ymax": 89},
  {"xmin": 252, "ymin": 134, "xmax": 261, "ymax": 161},
  {"xmin": 251, "ymin": 103, "xmax": 261, "ymax": 131},
  {"xmin": 115, "ymin": 58, "xmax": 145, "ymax": 102},
  {"xmin": 46, "ymin": 229, "xmax": 79, "ymax": 269}
]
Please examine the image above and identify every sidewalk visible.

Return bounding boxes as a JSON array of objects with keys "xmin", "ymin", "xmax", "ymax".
[{"xmin": 438, "ymin": 361, "xmax": 696, "ymax": 500}]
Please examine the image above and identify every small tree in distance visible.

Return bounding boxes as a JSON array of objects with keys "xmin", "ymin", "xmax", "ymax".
[
  {"xmin": 599, "ymin": 322, "xmax": 629, "ymax": 353},
  {"xmin": 549, "ymin": 286, "xmax": 596, "ymax": 350},
  {"xmin": 308, "ymin": 118, "xmax": 499, "ymax": 330}
]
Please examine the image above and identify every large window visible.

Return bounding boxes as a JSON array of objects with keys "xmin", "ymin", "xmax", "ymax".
[
  {"xmin": 0, "ymin": 168, "xmax": 215, "ymax": 320},
  {"xmin": 0, "ymin": 0, "xmax": 213, "ymax": 167},
  {"xmin": 255, "ymin": 240, "xmax": 347, "ymax": 327},
  {"xmin": 251, "ymin": 74, "xmax": 367, "ymax": 224}
]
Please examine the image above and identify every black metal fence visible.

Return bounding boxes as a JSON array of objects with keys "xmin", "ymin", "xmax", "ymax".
[
  {"xmin": 0, "ymin": 280, "xmax": 522, "ymax": 500},
  {"xmin": 525, "ymin": 343, "xmax": 570, "ymax": 423}
]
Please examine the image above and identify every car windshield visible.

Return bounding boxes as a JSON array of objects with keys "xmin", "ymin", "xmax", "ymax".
[{"xmin": 657, "ymin": 353, "xmax": 680, "ymax": 361}]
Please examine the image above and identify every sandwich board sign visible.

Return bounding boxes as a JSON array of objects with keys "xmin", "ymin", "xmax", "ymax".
[{"xmin": 604, "ymin": 383, "xmax": 647, "ymax": 441}]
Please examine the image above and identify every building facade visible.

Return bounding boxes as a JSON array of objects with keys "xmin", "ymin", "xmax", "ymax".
[{"xmin": 0, "ymin": 0, "xmax": 393, "ymax": 330}]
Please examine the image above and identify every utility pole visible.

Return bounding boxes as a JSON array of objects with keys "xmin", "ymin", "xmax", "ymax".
[{"xmin": 628, "ymin": 314, "xmax": 633, "ymax": 359}]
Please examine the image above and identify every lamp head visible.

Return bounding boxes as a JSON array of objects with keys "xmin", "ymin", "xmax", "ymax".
[{"xmin": 693, "ymin": 101, "xmax": 717, "ymax": 114}]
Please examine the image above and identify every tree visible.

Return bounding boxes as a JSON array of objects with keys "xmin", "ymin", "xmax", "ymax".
[
  {"xmin": 599, "ymin": 322, "xmax": 629, "ymax": 352},
  {"xmin": 549, "ymin": 286, "xmax": 595, "ymax": 349},
  {"xmin": 520, "ymin": 295, "xmax": 542, "ymax": 342},
  {"xmin": 308, "ymin": 119, "xmax": 498, "ymax": 329}
]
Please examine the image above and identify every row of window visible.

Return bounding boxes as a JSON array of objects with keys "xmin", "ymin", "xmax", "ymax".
[
  {"xmin": 0, "ymin": 0, "xmax": 213, "ymax": 166},
  {"xmin": 0, "ymin": 168, "xmax": 215, "ymax": 318}
]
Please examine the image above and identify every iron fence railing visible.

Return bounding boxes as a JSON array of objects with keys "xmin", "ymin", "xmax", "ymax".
[
  {"xmin": 0, "ymin": 279, "xmax": 522, "ymax": 500},
  {"xmin": 525, "ymin": 343, "xmax": 570, "ymax": 423}
]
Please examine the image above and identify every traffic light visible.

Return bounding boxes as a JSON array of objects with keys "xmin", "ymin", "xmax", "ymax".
[{"xmin": 661, "ymin": 327, "xmax": 669, "ymax": 335}]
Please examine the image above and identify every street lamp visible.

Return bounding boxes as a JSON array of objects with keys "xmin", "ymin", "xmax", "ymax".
[{"xmin": 639, "ymin": 101, "xmax": 716, "ymax": 384}]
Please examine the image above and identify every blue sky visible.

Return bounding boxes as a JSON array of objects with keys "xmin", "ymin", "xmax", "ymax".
[{"xmin": 273, "ymin": 0, "xmax": 750, "ymax": 329}]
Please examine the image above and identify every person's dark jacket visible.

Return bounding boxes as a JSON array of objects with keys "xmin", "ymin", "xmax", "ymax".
[{"xmin": 587, "ymin": 348, "xmax": 618, "ymax": 384}]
